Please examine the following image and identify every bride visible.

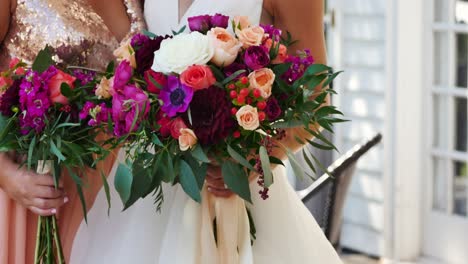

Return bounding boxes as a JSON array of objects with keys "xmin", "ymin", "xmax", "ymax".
[{"xmin": 71, "ymin": 0, "xmax": 343, "ymax": 263}]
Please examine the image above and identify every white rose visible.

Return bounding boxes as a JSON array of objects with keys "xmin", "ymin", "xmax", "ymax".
[{"xmin": 152, "ymin": 32, "xmax": 214, "ymax": 74}]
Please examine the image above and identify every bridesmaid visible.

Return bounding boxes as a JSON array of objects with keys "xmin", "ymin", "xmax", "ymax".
[{"xmin": 0, "ymin": 0, "xmax": 145, "ymax": 263}]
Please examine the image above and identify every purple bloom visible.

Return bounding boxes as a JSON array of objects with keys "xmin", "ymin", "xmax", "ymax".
[
  {"xmin": 188, "ymin": 15, "xmax": 212, "ymax": 33},
  {"xmin": 112, "ymin": 85, "xmax": 150, "ymax": 137},
  {"xmin": 73, "ymin": 70, "xmax": 95, "ymax": 86},
  {"xmin": 261, "ymin": 24, "xmax": 282, "ymax": 41},
  {"xmin": 282, "ymin": 49, "xmax": 315, "ymax": 84},
  {"xmin": 244, "ymin": 46, "xmax": 270, "ymax": 70},
  {"xmin": 79, "ymin": 101, "xmax": 96, "ymax": 120},
  {"xmin": 18, "ymin": 68, "xmax": 55, "ymax": 134},
  {"xmin": 265, "ymin": 97, "xmax": 282, "ymax": 121},
  {"xmin": 0, "ymin": 79, "xmax": 21, "ymax": 116},
  {"xmin": 113, "ymin": 60, "xmax": 133, "ymax": 92},
  {"xmin": 131, "ymin": 33, "xmax": 169, "ymax": 74},
  {"xmin": 223, "ymin": 63, "xmax": 248, "ymax": 80},
  {"xmin": 88, "ymin": 103, "xmax": 110, "ymax": 127},
  {"xmin": 159, "ymin": 76, "xmax": 193, "ymax": 117},
  {"xmin": 211, "ymin": 14, "xmax": 229, "ymax": 29}
]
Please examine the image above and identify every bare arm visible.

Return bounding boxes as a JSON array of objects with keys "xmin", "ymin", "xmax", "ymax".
[
  {"xmin": 88, "ymin": 0, "xmax": 131, "ymax": 42},
  {"xmin": 268, "ymin": 0, "xmax": 327, "ymax": 158},
  {"xmin": 0, "ymin": 0, "xmax": 12, "ymax": 43}
]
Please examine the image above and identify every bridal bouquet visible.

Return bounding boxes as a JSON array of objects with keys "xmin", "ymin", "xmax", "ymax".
[
  {"xmin": 110, "ymin": 14, "xmax": 344, "ymax": 215},
  {"xmin": 0, "ymin": 50, "xmax": 114, "ymax": 264}
]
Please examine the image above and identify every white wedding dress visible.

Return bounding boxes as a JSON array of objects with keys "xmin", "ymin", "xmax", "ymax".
[{"xmin": 69, "ymin": 0, "xmax": 343, "ymax": 263}]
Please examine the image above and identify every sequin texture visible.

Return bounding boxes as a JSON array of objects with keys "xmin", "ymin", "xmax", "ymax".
[{"xmin": 0, "ymin": 0, "xmax": 146, "ymax": 70}]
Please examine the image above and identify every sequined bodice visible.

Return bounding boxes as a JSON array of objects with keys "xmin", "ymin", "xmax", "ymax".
[{"xmin": 0, "ymin": 0, "xmax": 145, "ymax": 70}]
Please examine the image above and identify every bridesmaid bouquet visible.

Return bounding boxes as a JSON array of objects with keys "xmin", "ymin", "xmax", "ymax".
[
  {"xmin": 0, "ymin": 49, "xmax": 115, "ymax": 263},
  {"xmin": 107, "ymin": 14, "xmax": 344, "ymax": 216}
]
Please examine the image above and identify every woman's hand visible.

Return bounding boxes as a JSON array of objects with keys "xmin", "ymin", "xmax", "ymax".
[{"xmin": 0, "ymin": 153, "xmax": 68, "ymax": 216}]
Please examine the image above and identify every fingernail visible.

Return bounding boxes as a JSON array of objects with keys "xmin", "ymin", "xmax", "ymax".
[
  {"xmin": 51, "ymin": 208, "xmax": 57, "ymax": 214},
  {"xmin": 207, "ymin": 187, "xmax": 212, "ymax": 192},
  {"xmin": 64, "ymin": 197, "xmax": 69, "ymax": 204}
]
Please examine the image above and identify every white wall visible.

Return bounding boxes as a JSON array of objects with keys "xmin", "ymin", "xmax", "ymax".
[{"xmin": 331, "ymin": 0, "xmax": 387, "ymax": 256}]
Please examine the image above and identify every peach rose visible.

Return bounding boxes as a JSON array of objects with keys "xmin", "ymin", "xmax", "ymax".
[
  {"xmin": 264, "ymin": 39, "xmax": 288, "ymax": 64},
  {"xmin": 95, "ymin": 77, "xmax": 112, "ymax": 99},
  {"xmin": 236, "ymin": 105, "xmax": 260, "ymax": 131},
  {"xmin": 248, "ymin": 68, "xmax": 275, "ymax": 99},
  {"xmin": 48, "ymin": 70, "xmax": 76, "ymax": 105},
  {"xmin": 233, "ymin": 16, "xmax": 251, "ymax": 33},
  {"xmin": 180, "ymin": 65, "xmax": 217, "ymax": 91},
  {"xmin": 237, "ymin": 26, "xmax": 265, "ymax": 48},
  {"xmin": 208, "ymin": 27, "xmax": 242, "ymax": 67},
  {"xmin": 179, "ymin": 128, "xmax": 198, "ymax": 151},
  {"xmin": 114, "ymin": 40, "xmax": 137, "ymax": 68}
]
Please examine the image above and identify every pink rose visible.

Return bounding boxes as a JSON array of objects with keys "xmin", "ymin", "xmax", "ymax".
[
  {"xmin": 180, "ymin": 65, "xmax": 216, "ymax": 91},
  {"xmin": 264, "ymin": 39, "xmax": 288, "ymax": 64},
  {"xmin": 237, "ymin": 26, "xmax": 265, "ymax": 48},
  {"xmin": 179, "ymin": 128, "xmax": 198, "ymax": 151},
  {"xmin": 0, "ymin": 76, "xmax": 13, "ymax": 91},
  {"xmin": 208, "ymin": 27, "xmax": 242, "ymax": 67},
  {"xmin": 114, "ymin": 40, "xmax": 137, "ymax": 68},
  {"xmin": 248, "ymin": 68, "xmax": 275, "ymax": 99},
  {"xmin": 170, "ymin": 117, "xmax": 187, "ymax": 139},
  {"xmin": 48, "ymin": 70, "xmax": 76, "ymax": 105},
  {"xmin": 236, "ymin": 105, "xmax": 260, "ymax": 131},
  {"xmin": 233, "ymin": 16, "xmax": 251, "ymax": 33}
]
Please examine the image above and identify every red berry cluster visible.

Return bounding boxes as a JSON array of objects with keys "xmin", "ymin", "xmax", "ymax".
[
  {"xmin": 227, "ymin": 76, "xmax": 268, "ymax": 139},
  {"xmin": 255, "ymin": 137, "xmax": 276, "ymax": 200}
]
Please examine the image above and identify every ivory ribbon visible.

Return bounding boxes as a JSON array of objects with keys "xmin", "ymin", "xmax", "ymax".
[{"xmin": 194, "ymin": 187, "xmax": 253, "ymax": 264}]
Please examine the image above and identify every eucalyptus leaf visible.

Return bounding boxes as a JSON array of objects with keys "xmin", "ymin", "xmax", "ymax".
[
  {"xmin": 178, "ymin": 160, "xmax": 201, "ymax": 202},
  {"xmin": 191, "ymin": 144, "xmax": 210, "ymax": 163},
  {"xmin": 227, "ymin": 145, "xmax": 255, "ymax": 171},
  {"xmin": 32, "ymin": 46, "xmax": 54, "ymax": 73},
  {"xmin": 100, "ymin": 172, "xmax": 112, "ymax": 216},
  {"xmin": 285, "ymin": 149, "xmax": 304, "ymax": 181},
  {"xmin": 222, "ymin": 160, "xmax": 252, "ymax": 203},
  {"xmin": 259, "ymin": 146, "xmax": 273, "ymax": 188},
  {"xmin": 114, "ymin": 162, "xmax": 133, "ymax": 206},
  {"xmin": 304, "ymin": 64, "xmax": 331, "ymax": 76}
]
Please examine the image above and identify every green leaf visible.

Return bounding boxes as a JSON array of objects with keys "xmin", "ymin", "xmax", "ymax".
[
  {"xmin": 32, "ymin": 46, "xmax": 54, "ymax": 73},
  {"xmin": 178, "ymin": 160, "xmax": 201, "ymax": 202},
  {"xmin": 227, "ymin": 145, "xmax": 255, "ymax": 171},
  {"xmin": 269, "ymin": 156, "xmax": 284, "ymax": 166},
  {"xmin": 209, "ymin": 65, "xmax": 225, "ymax": 82},
  {"xmin": 191, "ymin": 144, "xmax": 210, "ymax": 163},
  {"xmin": 304, "ymin": 64, "xmax": 331, "ymax": 76},
  {"xmin": 60, "ymin": 83, "xmax": 74, "ymax": 98},
  {"xmin": 100, "ymin": 172, "xmax": 112, "ymax": 216},
  {"xmin": 152, "ymin": 134, "xmax": 164, "ymax": 147},
  {"xmin": 123, "ymin": 158, "xmax": 154, "ymax": 210},
  {"xmin": 160, "ymin": 151, "xmax": 176, "ymax": 182},
  {"xmin": 285, "ymin": 149, "xmax": 304, "ymax": 181},
  {"xmin": 106, "ymin": 61, "xmax": 115, "ymax": 74},
  {"xmin": 50, "ymin": 140, "xmax": 66, "ymax": 162},
  {"xmin": 302, "ymin": 148, "xmax": 316, "ymax": 174},
  {"xmin": 185, "ymin": 155, "xmax": 207, "ymax": 190},
  {"xmin": 114, "ymin": 162, "xmax": 133, "ymax": 205},
  {"xmin": 75, "ymin": 183, "xmax": 88, "ymax": 223},
  {"xmin": 272, "ymin": 62, "xmax": 292, "ymax": 77},
  {"xmin": 222, "ymin": 160, "xmax": 252, "ymax": 203},
  {"xmin": 259, "ymin": 146, "xmax": 273, "ymax": 188},
  {"xmin": 142, "ymin": 29, "xmax": 158, "ymax": 38},
  {"xmin": 222, "ymin": 70, "xmax": 247, "ymax": 85},
  {"xmin": 271, "ymin": 120, "xmax": 303, "ymax": 129},
  {"xmin": 28, "ymin": 135, "xmax": 36, "ymax": 170},
  {"xmin": 322, "ymin": 71, "xmax": 343, "ymax": 88}
]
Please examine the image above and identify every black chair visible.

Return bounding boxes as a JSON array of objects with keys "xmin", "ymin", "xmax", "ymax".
[{"xmin": 297, "ymin": 133, "xmax": 383, "ymax": 249}]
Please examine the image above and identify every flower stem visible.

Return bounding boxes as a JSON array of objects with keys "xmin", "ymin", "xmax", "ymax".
[
  {"xmin": 52, "ymin": 216, "xmax": 65, "ymax": 263},
  {"xmin": 46, "ymin": 217, "xmax": 52, "ymax": 264},
  {"xmin": 34, "ymin": 216, "xmax": 43, "ymax": 264}
]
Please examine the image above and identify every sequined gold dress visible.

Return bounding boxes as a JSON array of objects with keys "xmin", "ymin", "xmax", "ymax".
[{"xmin": 0, "ymin": 1, "xmax": 145, "ymax": 263}]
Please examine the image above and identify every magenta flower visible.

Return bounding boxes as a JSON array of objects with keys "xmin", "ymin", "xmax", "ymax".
[
  {"xmin": 244, "ymin": 46, "xmax": 270, "ymax": 70},
  {"xmin": 131, "ymin": 33, "xmax": 169, "ymax": 74},
  {"xmin": 113, "ymin": 60, "xmax": 133, "ymax": 92},
  {"xmin": 159, "ymin": 76, "xmax": 193, "ymax": 117},
  {"xmin": 188, "ymin": 15, "xmax": 212, "ymax": 33},
  {"xmin": 282, "ymin": 49, "xmax": 315, "ymax": 84},
  {"xmin": 79, "ymin": 101, "xmax": 96, "ymax": 120},
  {"xmin": 261, "ymin": 24, "xmax": 282, "ymax": 41},
  {"xmin": 211, "ymin": 14, "xmax": 229, "ymax": 29},
  {"xmin": 112, "ymin": 85, "xmax": 150, "ymax": 137}
]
